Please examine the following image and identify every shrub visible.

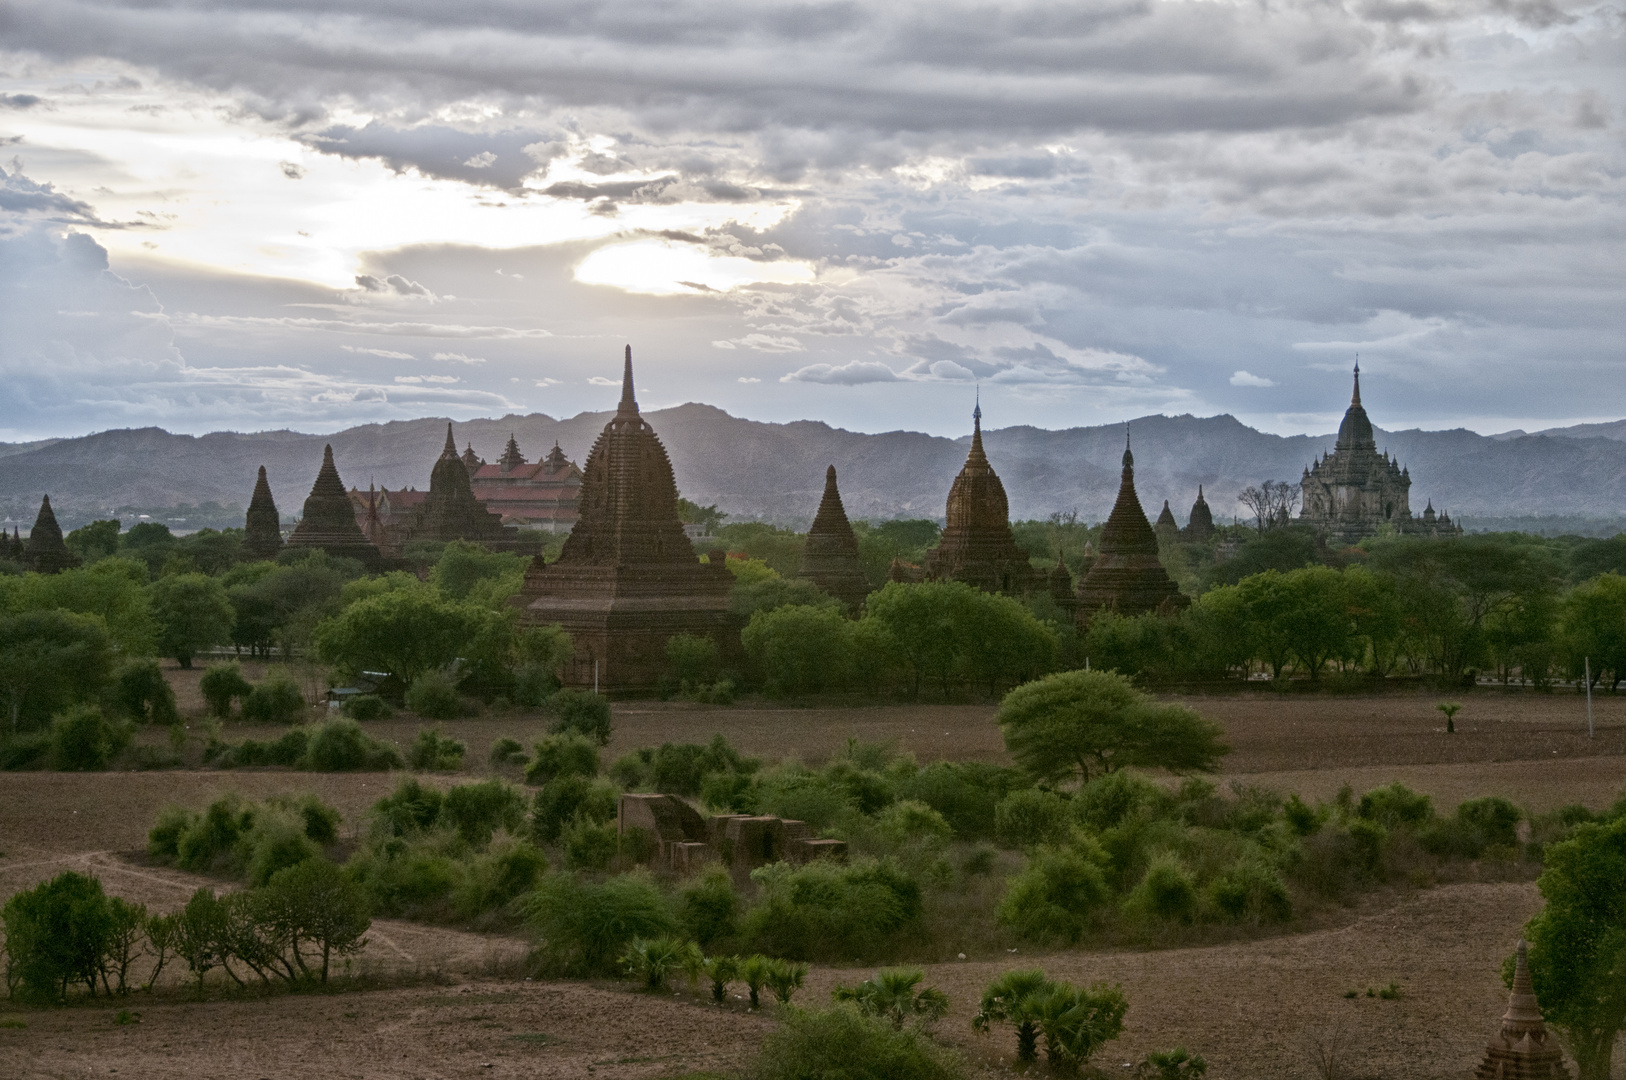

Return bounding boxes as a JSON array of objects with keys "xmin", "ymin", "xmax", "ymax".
[
  {"xmin": 678, "ymin": 866, "xmax": 738, "ymax": 947},
  {"xmin": 50, "ymin": 706, "xmax": 132, "ymax": 771},
  {"xmin": 0, "ymin": 732, "xmax": 50, "ymax": 771},
  {"xmin": 519, "ymin": 871, "xmax": 676, "ymax": 976},
  {"xmin": 1136, "ymin": 1048, "xmax": 1209, "ymax": 1080},
  {"xmin": 1074, "ymin": 771, "xmax": 1170, "ymax": 832},
  {"xmin": 488, "ymin": 736, "xmax": 527, "ymax": 768},
  {"xmin": 896, "ymin": 761, "xmax": 1026, "ymax": 840},
  {"xmin": 1123, "ymin": 854, "xmax": 1198, "ymax": 925},
  {"xmin": 1283, "ymin": 793, "xmax": 1325, "ymax": 836},
  {"xmin": 561, "ymin": 818, "xmax": 620, "ymax": 870},
  {"xmin": 110, "ymin": 658, "xmax": 179, "ymax": 725},
  {"xmin": 1203, "ymin": 858, "xmax": 1292, "ymax": 924},
  {"xmin": 1292, "ymin": 825, "xmax": 1369, "ymax": 899},
  {"xmin": 752, "ymin": 1005, "xmax": 969, "ymax": 1080},
  {"xmin": 995, "ymin": 789, "xmax": 1073, "ymax": 850},
  {"xmin": 1357, "ymin": 783, "xmax": 1434, "ymax": 830},
  {"xmin": 442, "ymin": 779, "xmax": 527, "ymax": 845},
  {"xmin": 614, "ymin": 734, "xmax": 757, "ymax": 797},
  {"xmin": 199, "ymin": 662, "xmax": 253, "ymax": 719},
  {"xmin": 303, "ymin": 718, "xmax": 404, "ymax": 771},
  {"xmin": 666, "ymin": 633, "xmax": 722, "ymax": 690},
  {"xmin": 621, "ymin": 936, "xmax": 699, "ymax": 991},
  {"xmin": 405, "ymin": 671, "xmax": 461, "ymax": 720},
  {"xmin": 1033, "ymin": 982, "xmax": 1128, "ymax": 1073},
  {"xmin": 243, "ymin": 808, "xmax": 320, "ymax": 886},
  {"xmin": 996, "ymin": 844, "xmax": 1111, "ymax": 944},
  {"xmin": 257, "ymin": 857, "xmax": 371, "ymax": 982},
  {"xmin": 525, "ymin": 733, "xmax": 600, "ymax": 785},
  {"xmin": 242, "ymin": 673, "xmax": 307, "ymax": 724},
  {"xmin": 452, "ymin": 836, "xmax": 547, "ymax": 919},
  {"xmin": 209, "ymin": 727, "xmax": 308, "ymax": 768},
  {"xmin": 743, "ymin": 952, "xmax": 772, "ymax": 1009},
  {"xmin": 740, "ymin": 858, "xmax": 923, "ymax": 961},
  {"xmin": 1, "ymin": 871, "xmax": 114, "ymax": 1002},
  {"xmin": 545, "ymin": 689, "xmax": 612, "ymax": 745},
  {"xmin": 342, "ymin": 694, "xmax": 393, "ymax": 721},
  {"xmin": 530, "ymin": 775, "xmax": 618, "ymax": 844},
  {"xmin": 408, "ymin": 727, "xmax": 466, "ymax": 771},
  {"xmin": 766, "ymin": 957, "xmax": 809, "ymax": 1004},
  {"xmin": 372, "ymin": 777, "xmax": 446, "ymax": 836},
  {"xmin": 512, "ymin": 662, "xmax": 559, "ymax": 708},
  {"xmin": 150, "ymin": 794, "xmax": 341, "ymax": 882},
  {"xmin": 872, "ymin": 800, "xmax": 954, "ymax": 850},
  {"xmin": 704, "ymin": 954, "xmax": 740, "ymax": 1003},
  {"xmin": 833, "ymin": 968, "xmax": 950, "ymax": 1029},
  {"xmin": 346, "ymin": 839, "xmax": 461, "ymax": 917},
  {"xmin": 974, "ymin": 969, "xmax": 1053, "ymax": 1065}
]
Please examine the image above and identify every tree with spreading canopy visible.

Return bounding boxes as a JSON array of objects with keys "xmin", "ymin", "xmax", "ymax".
[
  {"xmin": 0, "ymin": 608, "xmax": 115, "ymax": 733},
  {"xmin": 149, "ymin": 572, "xmax": 234, "ymax": 668}
]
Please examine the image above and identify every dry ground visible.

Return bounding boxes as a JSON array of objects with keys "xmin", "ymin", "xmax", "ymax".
[{"xmin": 4, "ymin": 680, "xmax": 1623, "ymax": 1078}]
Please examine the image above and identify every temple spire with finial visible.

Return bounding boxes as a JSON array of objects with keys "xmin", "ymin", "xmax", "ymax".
[
  {"xmin": 967, "ymin": 390, "xmax": 988, "ymax": 464},
  {"xmin": 1352, "ymin": 356, "xmax": 1362, "ymax": 407},
  {"xmin": 618, "ymin": 344, "xmax": 639, "ymax": 417},
  {"xmin": 442, "ymin": 422, "xmax": 457, "ymax": 458},
  {"xmin": 1122, "ymin": 425, "xmax": 1134, "ymax": 475}
]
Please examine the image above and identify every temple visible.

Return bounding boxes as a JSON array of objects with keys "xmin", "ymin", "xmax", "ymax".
[
  {"xmin": 1183, "ymin": 486, "xmax": 1214, "ymax": 543},
  {"xmin": 285, "ymin": 445, "xmax": 385, "ymax": 571},
  {"xmin": 796, "ymin": 465, "xmax": 869, "ymax": 612},
  {"xmin": 517, "ymin": 346, "xmax": 736, "ymax": 692},
  {"xmin": 1299, "ymin": 364, "xmax": 1461, "ymax": 543},
  {"xmin": 1074, "ymin": 432, "xmax": 1188, "ymax": 625},
  {"xmin": 242, "ymin": 465, "xmax": 284, "ymax": 561},
  {"xmin": 398, "ymin": 424, "xmax": 534, "ymax": 551},
  {"xmin": 468, "ymin": 435, "xmax": 584, "ymax": 531},
  {"xmin": 915, "ymin": 400, "xmax": 1039, "ymax": 596},
  {"xmin": 1474, "ymin": 940, "xmax": 1570, "ymax": 1079},
  {"xmin": 23, "ymin": 495, "xmax": 81, "ymax": 575}
]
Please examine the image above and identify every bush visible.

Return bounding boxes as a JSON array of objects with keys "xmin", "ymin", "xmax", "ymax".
[
  {"xmin": 242, "ymin": 672, "xmax": 307, "ymax": 723},
  {"xmin": 613, "ymin": 734, "xmax": 757, "ymax": 797},
  {"xmin": 209, "ymin": 727, "xmax": 309, "ymax": 768},
  {"xmin": 257, "ymin": 857, "xmax": 372, "ymax": 982},
  {"xmin": 530, "ymin": 775, "xmax": 618, "ymax": 844},
  {"xmin": 996, "ymin": 844, "xmax": 1111, "ymax": 944},
  {"xmin": 1419, "ymin": 796, "xmax": 1523, "ymax": 860},
  {"xmin": 1, "ymin": 871, "xmax": 115, "ymax": 1002},
  {"xmin": 995, "ymin": 789, "xmax": 1073, "ymax": 850},
  {"xmin": 49, "ymin": 706, "xmax": 132, "ymax": 771},
  {"xmin": 199, "ymin": 662, "xmax": 253, "ymax": 719},
  {"xmin": 149, "ymin": 793, "xmax": 341, "ymax": 881},
  {"xmin": 109, "ymin": 658, "xmax": 179, "ymax": 725},
  {"xmin": 342, "ymin": 694, "xmax": 393, "ymax": 721},
  {"xmin": 1203, "ymin": 858, "xmax": 1292, "ymax": 924},
  {"xmin": 546, "ymin": 689, "xmax": 612, "ymax": 745},
  {"xmin": 488, "ymin": 736, "xmax": 527, "ymax": 768},
  {"xmin": 678, "ymin": 866, "xmax": 739, "ymax": 947},
  {"xmin": 740, "ymin": 858, "xmax": 923, "ymax": 961},
  {"xmin": 452, "ymin": 836, "xmax": 547, "ymax": 918},
  {"xmin": 303, "ymin": 718, "xmax": 404, "ymax": 771},
  {"xmin": 1123, "ymin": 854, "xmax": 1198, "ymax": 925},
  {"xmin": 666, "ymin": 633, "xmax": 722, "ymax": 690},
  {"xmin": 525, "ymin": 733, "xmax": 600, "ymax": 785},
  {"xmin": 0, "ymin": 732, "xmax": 51, "ymax": 771},
  {"xmin": 442, "ymin": 779, "xmax": 527, "ymax": 845},
  {"xmin": 1357, "ymin": 783, "xmax": 1434, "ymax": 830},
  {"xmin": 408, "ymin": 727, "xmax": 466, "ymax": 771},
  {"xmin": 243, "ymin": 808, "xmax": 320, "ymax": 886},
  {"xmin": 620, "ymin": 936, "xmax": 700, "ymax": 991},
  {"xmin": 519, "ymin": 871, "xmax": 676, "ymax": 976},
  {"xmin": 833, "ymin": 968, "xmax": 951, "ymax": 1029},
  {"xmin": 561, "ymin": 818, "xmax": 620, "ymax": 870},
  {"xmin": 752, "ymin": 1005, "xmax": 969, "ymax": 1080},
  {"xmin": 897, "ymin": 761, "xmax": 1026, "ymax": 841},
  {"xmin": 372, "ymin": 777, "xmax": 446, "ymax": 836},
  {"xmin": 405, "ymin": 671, "xmax": 462, "ymax": 720},
  {"xmin": 512, "ymin": 662, "xmax": 559, "ymax": 708},
  {"xmin": 1075, "ymin": 771, "xmax": 1171, "ymax": 832},
  {"xmin": 1033, "ymin": 981, "xmax": 1128, "ymax": 1072}
]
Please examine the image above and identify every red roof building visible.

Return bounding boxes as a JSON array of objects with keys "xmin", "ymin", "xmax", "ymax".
[{"xmin": 466, "ymin": 435, "xmax": 583, "ymax": 532}]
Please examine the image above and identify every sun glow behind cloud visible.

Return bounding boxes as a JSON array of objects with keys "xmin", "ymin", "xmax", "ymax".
[{"xmin": 574, "ymin": 237, "xmax": 817, "ymax": 296}]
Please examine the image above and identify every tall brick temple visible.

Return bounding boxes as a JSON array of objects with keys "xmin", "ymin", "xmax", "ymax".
[
  {"xmin": 285, "ymin": 445, "xmax": 384, "ymax": 571},
  {"xmin": 518, "ymin": 346, "xmax": 736, "ymax": 691},
  {"xmin": 796, "ymin": 465, "xmax": 869, "ymax": 612},
  {"xmin": 243, "ymin": 465, "xmax": 284, "ymax": 561},
  {"xmin": 918, "ymin": 400, "xmax": 1039, "ymax": 596},
  {"xmin": 1074, "ymin": 431, "xmax": 1188, "ymax": 625},
  {"xmin": 23, "ymin": 495, "xmax": 80, "ymax": 575}
]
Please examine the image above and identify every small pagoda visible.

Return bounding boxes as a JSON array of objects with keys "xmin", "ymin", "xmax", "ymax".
[
  {"xmin": 1074, "ymin": 432, "xmax": 1188, "ymax": 626},
  {"xmin": 517, "ymin": 346, "xmax": 736, "ymax": 692},
  {"xmin": 1475, "ymin": 940, "xmax": 1570, "ymax": 1079},
  {"xmin": 242, "ymin": 465, "xmax": 284, "ymax": 561},
  {"xmin": 400, "ymin": 423, "xmax": 527, "ymax": 549},
  {"xmin": 921, "ymin": 400, "xmax": 1039, "ymax": 596},
  {"xmin": 1182, "ymin": 486, "xmax": 1214, "ymax": 543},
  {"xmin": 285, "ymin": 445, "xmax": 384, "ymax": 571},
  {"xmin": 797, "ymin": 465, "xmax": 869, "ymax": 612},
  {"xmin": 23, "ymin": 495, "xmax": 81, "ymax": 574}
]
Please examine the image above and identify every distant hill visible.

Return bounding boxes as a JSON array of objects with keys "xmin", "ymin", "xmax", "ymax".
[{"xmin": 3, "ymin": 407, "xmax": 1625, "ymax": 531}]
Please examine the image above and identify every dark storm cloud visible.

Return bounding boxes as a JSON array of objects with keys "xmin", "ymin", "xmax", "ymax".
[{"xmin": 0, "ymin": 164, "xmax": 103, "ymax": 224}]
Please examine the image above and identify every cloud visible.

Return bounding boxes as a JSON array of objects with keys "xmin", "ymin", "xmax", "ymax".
[
  {"xmin": 341, "ymin": 345, "xmax": 414, "ymax": 360},
  {"xmin": 278, "ymin": 160, "xmax": 305, "ymax": 179},
  {"xmin": 782, "ymin": 360, "xmax": 903, "ymax": 385},
  {"xmin": 169, "ymin": 314, "xmax": 550, "ymax": 339},
  {"xmin": 0, "ymin": 164, "xmax": 105, "ymax": 224},
  {"xmin": 738, "ymin": 376, "xmax": 761, "ymax": 383},
  {"xmin": 713, "ymin": 333, "xmax": 804, "ymax": 353},
  {"xmin": 587, "ymin": 376, "xmax": 619, "ymax": 386},
  {"xmin": 1, "ymin": 94, "xmax": 44, "ymax": 109},
  {"xmin": 431, "ymin": 351, "xmax": 488, "ymax": 364},
  {"xmin": 354, "ymin": 273, "xmax": 433, "ymax": 298},
  {"xmin": 1230, "ymin": 371, "xmax": 1276, "ymax": 387},
  {"xmin": 394, "ymin": 374, "xmax": 459, "ymax": 384}
]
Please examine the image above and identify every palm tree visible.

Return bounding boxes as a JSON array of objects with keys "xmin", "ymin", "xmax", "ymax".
[
  {"xmin": 741, "ymin": 954, "xmax": 772, "ymax": 1009},
  {"xmin": 972, "ymin": 968, "xmax": 1052, "ymax": 1064},
  {"xmin": 766, "ymin": 958, "xmax": 809, "ymax": 1005},
  {"xmin": 834, "ymin": 967, "xmax": 951, "ymax": 1029},
  {"xmin": 703, "ymin": 954, "xmax": 740, "ymax": 1004}
]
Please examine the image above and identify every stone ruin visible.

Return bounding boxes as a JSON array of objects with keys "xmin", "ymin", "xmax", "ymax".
[
  {"xmin": 618, "ymin": 793, "xmax": 846, "ymax": 881},
  {"xmin": 1475, "ymin": 939, "xmax": 1570, "ymax": 1079}
]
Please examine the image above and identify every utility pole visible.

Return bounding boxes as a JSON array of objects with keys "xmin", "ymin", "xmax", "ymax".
[{"xmin": 1585, "ymin": 657, "xmax": 1594, "ymax": 739}]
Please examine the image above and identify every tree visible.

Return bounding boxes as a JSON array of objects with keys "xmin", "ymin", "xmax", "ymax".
[
  {"xmin": 1563, "ymin": 573, "xmax": 1626, "ymax": 692},
  {"xmin": 1519, "ymin": 815, "xmax": 1626, "ymax": 1080},
  {"xmin": 11, "ymin": 557, "xmax": 156, "ymax": 656},
  {"xmin": 1277, "ymin": 566, "xmax": 1354, "ymax": 679},
  {"xmin": 1237, "ymin": 480, "xmax": 1299, "ymax": 532},
  {"xmin": 1032, "ymin": 981, "xmax": 1129, "ymax": 1074},
  {"xmin": 997, "ymin": 669, "xmax": 1228, "ymax": 787},
  {"xmin": 65, "ymin": 519, "xmax": 122, "ymax": 563},
  {"xmin": 834, "ymin": 967, "xmax": 951, "ymax": 1029},
  {"xmin": 255, "ymin": 858, "xmax": 371, "ymax": 983},
  {"xmin": 110, "ymin": 657, "xmax": 179, "ymax": 725},
  {"xmin": 430, "ymin": 541, "xmax": 527, "ymax": 604},
  {"xmin": 0, "ymin": 609, "xmax": 115, "ymax": 733},
  {"xmin": 974, "ymin": 969, "xmax": 1053, "ymax": 1064},
  {"xmin": 744, "ymin": 603, "xmax": 854, "ymax": 695},
  {"xmin": 314, "ymin": 588, "xmax": 505, "ymax": 688},
  {"xmin": 150, "ymin": 572, "xmax": 234, "ymax": 668},
  {"xmin": 1, "ymin": 871, "xmax": 114, "ymax": 1002}
]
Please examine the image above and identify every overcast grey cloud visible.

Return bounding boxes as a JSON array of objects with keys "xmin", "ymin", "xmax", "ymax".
[{"xmin": 0, "ymin": 0, "xmax": 1620, "ymax": 442}]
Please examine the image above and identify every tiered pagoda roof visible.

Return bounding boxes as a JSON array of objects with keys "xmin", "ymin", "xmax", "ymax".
[
  {"xmin": 286, "ymin": 445, "xmax": 383, "ymax": 570},
  {"xmin": 1474, "ymin": 940, "xmax": 1569, "ymax": 1079},
  {"xmin": 23, "ymin": 494, "xmax": 81, "ymax": 574},
  {"xmin": 242, "ymin": 465, "xmax": 284, "ymax": 561},
  {"xmin": 403, "ymin": 423, "xmax": 514, "ymax": 544},
  {"xmin": 1073, "ymin": 432, "xmax": 1188, "ymax": 624},
  {"xmin": 1184, "ymin": 485, "xmax": 1214, "ymax": 542},
  {"xmin": 921, "ymin": 401, "xmax": 1039, "ymax": 596},
  {"xmin": 519, "ymin": 346, "xmax": 735, "ymax": 691},
  {"xmin": 797, "ymin": 465, "xmax": 869, "ymax": 612}
]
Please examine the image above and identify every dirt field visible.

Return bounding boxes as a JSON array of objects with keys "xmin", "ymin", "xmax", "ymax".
[{"xmin": 4, "ymin": 681, "xmax": 1623, "ymax": 1078}]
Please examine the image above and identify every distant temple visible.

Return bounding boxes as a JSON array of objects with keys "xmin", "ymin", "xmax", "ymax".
[
  {"xmin": 468, "ymin": 435, "xmax": 583, "ymax": 531},
  {"xmin": 392, "ymin": 424, "xmax": 537, "ymax": 552},
  {"xmin": 23, "ymin": 495, "xmax": 80, "ymax": 575},
  {"xmin": 242, "ymin": 465, "xmax": 284, "ymax": 561},
  {"xmin": 903, "ymin": 400, "xmax": 1039, "ymax": 596},
  {"xmin": 1299, "ymin": 364, "xmax": 1462, "ymax": 543},
  {"xmin": 285, "ymin": 445, "xmax": 384, "ymax": 571},
  {"xmin": 518, "ymin": 347, "xmax": 736, "ymax": 692},
  {"xmin": 796, "ymin": 465, "xmax": 869, "ymax": 612},
  {"xmin": 1183, "ymin": 486, "xmax": 1214, "ymax": 543},
  {"xmin": 1074, "ymin": 433, "xmax": 1188, "ymax": 625},
  {"xmin": 1474, "ymin": 940, "xmax": 1569, "ymax": 1079}
]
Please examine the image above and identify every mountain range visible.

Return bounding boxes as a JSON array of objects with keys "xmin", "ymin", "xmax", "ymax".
[{"xmin": 3, "ymin": 406, "xmax": 1625, "ymax": 531}]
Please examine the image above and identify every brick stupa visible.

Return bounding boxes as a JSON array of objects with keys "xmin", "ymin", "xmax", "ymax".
[
  {"xmin": 518, "ymin": 346, "xmax": 735, "ymax": 691},
  {"xmin": 286, "ymin": 445, "xmax": 383, "ymax": 570},
  {"xmin": 243, "ymin": 465, "xmax": 284, "ymax": 561},
  {"xmin": 1183, "ymin": 485, "xmax": 1214, "ymax": 542},
  {"xmin": 921, "ymin": 400, "xmax": 1038, "ymax": 596},
  {"xmin": 1475, "ymin": 940, "xmax": 1570, "ymax": 1079},
  {"xmin": 402, "ymin": 423, "xmax": 521, "ymax": 547},
  {"xmin": 796, "ymin": 465, "xmax": 869, "ymax": 612},
  {"xmin": 23, "ymin": 494, "xmax": 81, "ymax": 574},
  {"xmin": 1073, "ymin": 431, "xmax": 1188, "ymax": 626}
]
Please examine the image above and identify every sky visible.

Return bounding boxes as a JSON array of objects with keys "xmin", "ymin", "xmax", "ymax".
[{"xmin": 0, "ymin": 0, "xmax": 1621, "ymax": 444}]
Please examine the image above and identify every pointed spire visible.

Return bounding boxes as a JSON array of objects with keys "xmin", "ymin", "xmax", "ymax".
[
  {"xmin": 442, "ymin": 422, "xmax": 457, "ymax": 458},
  {"xmin": 1500, "ymin": 940, "xmax": 1547, "ymax": 1039},
  {"xmin": 968, "ymin": 393, "xmax": 987, "ymax": 463},
  {"xmin": 1122, "ymin": 426, "xmax": 1134, "ymax": 475},
  {"xmin": 618, "ymin": 344, "xmax": 639, "ymax": 417},
  {"xmin": 1352, "ymin": 358, "xmax": 1362, "ymax": 407}
]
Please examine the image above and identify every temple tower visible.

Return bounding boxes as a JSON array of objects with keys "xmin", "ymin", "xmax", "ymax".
[
  {"xmin": 1474, "ymin": 940, "xmax": 1570, "ymax": 1079},
  {"xmin": 1074, "ymin": 432, "xmax": 1188, "ymax": 626},
  {"xmin": 286, "ymin": 445, "xmax": 383, "ymax": 570},
  {"xmin": 797, "ymin": 465, "xmax": 870, "ymax": 612},
  {"xmin": 23, "ymin": 495, "xmax": 81, "ymax": 574},
  {"xmin": 242, "ymin": 465, "xmax": 284, "ymax": 561},
  {"xmin": 1183, "ymin": 485, "xmax": 1214, "ymax": 543},
  {"xmin": 403, "ymin": 423, "xmax": 515, "ymax": 545},
  {"xmin": 518, "ymin": 346, "xmax": 736, "ymax": 692},
  {"xmin": 921, "ymin": 399, "xmax": 1039, "ymax": 596}
]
